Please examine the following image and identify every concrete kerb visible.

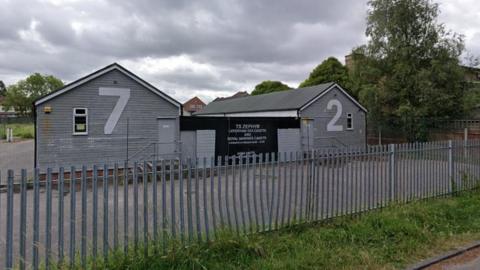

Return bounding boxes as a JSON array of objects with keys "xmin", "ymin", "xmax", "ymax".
[{"xmin": 406, "ymin": 241, "xmax": 480, "ymax": 270}]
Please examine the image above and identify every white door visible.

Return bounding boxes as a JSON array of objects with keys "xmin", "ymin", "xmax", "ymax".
[{"xmin": 157, "ymin": 118, "xmax": 176, "ymax": 159}]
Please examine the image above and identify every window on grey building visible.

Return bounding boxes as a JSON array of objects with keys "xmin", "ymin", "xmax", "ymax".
[
  {"xmin": 347, "ymin": 113, "xmax": 353, "ymax": 130},
  {"xmin": 73, "ymin": 108, "xmax": 88, "ymax": 135}
]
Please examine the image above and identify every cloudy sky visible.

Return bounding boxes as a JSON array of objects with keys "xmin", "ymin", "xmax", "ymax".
[{"xmin": 1, "ymin": 0, "xmax": 479, "ymax": 102}]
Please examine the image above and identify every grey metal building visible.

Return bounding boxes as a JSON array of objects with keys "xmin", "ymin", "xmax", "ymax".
[
  {"xmin": 34, "ymin": 64, "xmax": 366, "ymax": 169},
  {"xmin": 34, "ymin": 63, "xmax": 182, "ymax": 169},
  {"xmin": 192, "ymin": 82, "xmax": 367, "ymax": 157}
]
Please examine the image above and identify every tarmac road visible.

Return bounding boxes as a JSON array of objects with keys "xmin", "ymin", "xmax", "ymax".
[{"xmin": 0, "ymin": 139, "xmax": 34, "ymax": 178}]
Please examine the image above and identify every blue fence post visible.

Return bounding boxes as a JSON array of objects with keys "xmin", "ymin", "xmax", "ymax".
[
  {"xmin": 5, "ymin": 170, "xmax": 14, "ymax": 269},
  {"xmin": 103, "ymin": 164, "xmax": 110, "ymax": 260},
  {"xmin": 123, "ymin": 162, "xmax": 129, "ymax": 255},
  {"xmin": 81, "ymin": 166, "xmax": 87, "ymax": 268},
  {"xmin": 19, "ymin": 169, "xmax": 27, "ymax": 270},
  {"xmin": 92, "ymin": 165, "xmax": 98, "ymax": 263},
  {"xmin": 46, "ymin": 168, "xmax": 52, "ymax": 268},
  {"xmin": 448, "ymin": 140, "xmax": 454, "ymax": 193},
  {"xmin": 142, "ymin": 161, "xmax": 148, "ymax": 257},
  {"xmin": 58, "ymin": 167, "xmax": 65, "ymax": 264},
  {"xmin": 389, "ymin": 144, "xmax": 396, "ymax": 202},
  {"xmin": 69, "ymin": 166, "xmax": 76, "ymax": 268},
  {"xmin": 33, "ymin": 169, "xmax": 40, "ymax": 270}
]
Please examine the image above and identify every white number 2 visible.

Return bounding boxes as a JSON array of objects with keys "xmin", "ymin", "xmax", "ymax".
[
  {"xmin": 327, "ymin": 99, "xmax": 343, "ymax": 132},
  {"xmin": 99, "ymin": 87, "xmax": 130, "ymax": 134}
]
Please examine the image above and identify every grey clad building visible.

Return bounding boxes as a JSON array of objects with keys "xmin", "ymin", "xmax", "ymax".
[
  {"xmin": 34, "ymin": 63, "xmax": 367, "ymax": 169},
  {"xmin": 186, "ymin": 83, "xmax": 367, "ymax": 159},
  {"xmin": 34, "ymin": 63, "xmax": 182, "ymax": 169}
]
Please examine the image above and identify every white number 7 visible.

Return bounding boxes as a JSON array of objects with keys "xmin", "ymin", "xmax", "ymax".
[{"xmin": 99, "ymin": 87, "xmax": 130, "ymax": 134}]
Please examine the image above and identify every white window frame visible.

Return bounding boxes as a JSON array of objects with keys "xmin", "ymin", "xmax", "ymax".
[
  {"xmin": 346, "ymin": 113, "xmax": 353, "ymax": 130},
  {"xmin": 73, "ymin": 108, "xmax": 88, "ymax": 135}
]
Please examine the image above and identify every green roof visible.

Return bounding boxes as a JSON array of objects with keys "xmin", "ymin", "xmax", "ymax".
[{"xmin": 196, "ymin": 82, "xmax": 335, "ymax": 115}]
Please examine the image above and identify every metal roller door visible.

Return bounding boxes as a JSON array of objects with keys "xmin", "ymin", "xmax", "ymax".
[
  {"xmin": 278, "ymin": 128, "xmax": 301, "ymax": 160},
  {"xmin": 196, "ymin": 130, "xmax": 216, "ymax": 166}
]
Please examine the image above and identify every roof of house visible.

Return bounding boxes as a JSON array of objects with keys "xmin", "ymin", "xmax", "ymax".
[
  {"xmin": 212, "ymin": 91, "xmax": 249, "ymax": 102},
  {"xmin": 195, "ymin": 82, "xmax": 366, "ymax": 115},
  {"xmin": 183, "ymin": 96, "xmax": 206, "ymax": 106},
  {"xmin": 462, "ymin": 65, "xmax": 480, "ymax": 72},
  {"xmin": 34, "ymin": 63, "xmax": 181, "ymax": 108}
]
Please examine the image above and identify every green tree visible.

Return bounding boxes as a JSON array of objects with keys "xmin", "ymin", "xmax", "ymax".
[
  {"xmin": 3, "ymin": 73, "xmax": 63, "ymax": 116},
  {"xmin": 463, "ymin": 83, "xmax": 480, "ymax": 117},
  {"xmin": 251, "ymin": 80, "xmax": 291, "ymax": 96},
  {"xmin": 462, "ymin": 54, "xmax": 480, "ymax": 117},
  {"xmin": 0, "ymin": 80, "xmax": 6, "ymax": 96},
  {"xmin": 299, "ymin": 57, "xmax": 354, "ymax": 96},
  {"xmin": 354, "ymin": 0, "xmax": 465, "ymax": 141}
]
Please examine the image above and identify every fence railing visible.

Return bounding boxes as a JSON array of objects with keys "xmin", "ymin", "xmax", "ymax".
[
  {"xmin": 1, "ymin": 139, "xmax": 480, "ymax": 269},
  {"xmin": 0, "ymin": 116, "xmax": 33, "ymax": 125},
  {"xmin": 127, "ymin": 141, "xmax": 183, "ymax": 162},
  {"xmin": 367, "ymin": 119, "xmax": 480, "ymax": 144}
]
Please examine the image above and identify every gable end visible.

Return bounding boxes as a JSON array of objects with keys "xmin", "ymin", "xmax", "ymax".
[
  {"xmin": 299, "ymin": 83, "xmax": 367, "ymax": 113},
  {"xmin": 34, "ymin": 63, "xmax": 181, "ymax": 109}
]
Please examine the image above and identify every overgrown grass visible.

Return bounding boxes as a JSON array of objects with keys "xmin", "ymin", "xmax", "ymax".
[
  {"xmin": 57, "ymin": 190, "xmax": 480, "ymax": 269},
  {"xmin": 0, "ymin": 123, "xmax": 34, "ymax": 139}
]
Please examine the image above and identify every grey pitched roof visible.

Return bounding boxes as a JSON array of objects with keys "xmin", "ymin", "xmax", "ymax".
[{"xmin": 196, "ymin": 82, "xmax": 335, "ymax": 115}]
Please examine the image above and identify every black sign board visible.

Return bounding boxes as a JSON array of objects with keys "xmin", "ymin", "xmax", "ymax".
[{"xmin": 180, "ymin": 116, "xmax": 300, "ymax": 158}]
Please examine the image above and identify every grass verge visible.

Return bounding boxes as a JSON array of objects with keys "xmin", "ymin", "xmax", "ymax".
[
  {"xmin": 0, "ymin": 123, "xmax": 34, "ymax": 139},
  {"xmin": 60, "ymin": 190, "xmax": 480, "ymax": 270}
]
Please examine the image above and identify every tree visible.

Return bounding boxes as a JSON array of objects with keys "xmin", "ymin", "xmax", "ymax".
[
  {"xmin": 354, "ymin": 0, "xmax": 465, "ymax": 141},
  {"xmin": 3, "ymin": 73, "xmax": 63, "ymax": 116},
  {"xmin": 463, "ymin": 84, "xmax": 480, "ymax": 117},
  {"xmin": 0, "ymin": 80, "xmax": 6, "ymax": 96},
  {"xmin": 299, "ymin": 57, "xmax": 354, "ymax": 96},
  {"xmin": 251, "ymin": 80, "xmax": 291, "ymax": 96}
]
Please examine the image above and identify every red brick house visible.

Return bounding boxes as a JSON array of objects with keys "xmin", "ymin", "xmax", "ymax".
[{"xmin": 183, "ymin": 96, "xmax": 206, "ymax": 115}]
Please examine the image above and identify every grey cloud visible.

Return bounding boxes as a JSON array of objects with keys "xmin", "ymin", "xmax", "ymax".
[
  {"xmin": 151, "ymin": 71, "xmax": 232, "ymax": 92},
  {"xmin": 1, "ymin": 0, "xmax": 477, "ymax": 100}
]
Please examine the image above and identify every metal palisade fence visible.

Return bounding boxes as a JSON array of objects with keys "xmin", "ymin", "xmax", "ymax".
[{"xmin": 1, "ymin": 140, "xmax": 480, "ymax": 269}]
